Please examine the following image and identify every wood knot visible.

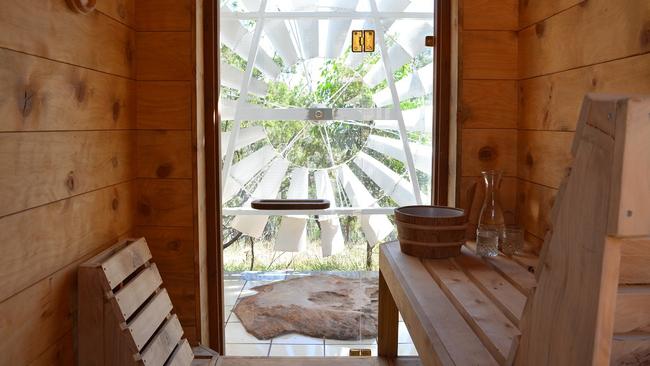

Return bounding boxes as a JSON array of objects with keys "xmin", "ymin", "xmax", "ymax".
[
  {"xmin": 167, "ymin": 240, "xmax": 182, "ymax": 251},
  {"xmin": 76, "ymin": 81, "xmax": 86, "ymax": 103},
  {"xmin": 591, "ymin": 77, "xmax": 598, "ymax": 88},
  {"xmin": 138, "ymin": 202, "xmax": 151, "ymax": 216},
  {"xmin": 156, "ymin": 163, "xmax": 173, "ymax": 178},
  {"xmin": 111, "ymin": 156, "xmax": 119, "ymax": 168},
  {"xmin": 112, "ymin": 100, "xmax": 121, "ymax": 121},
  {"xmin": 459, "ymin": 105, "xmax": 472, "ymax": 124},
  {"xmin": 535, "ymin": 22, "xmax": 545, "ymax": 37},
  {"xmin": 117, "ymin": 2, "xmax": 127, "ymax": 19},
  {"xmin": 641, "ymin": 21, "xmax": 650, "ymax": 47},
  {"xmin": 525, "ymin": 152, "xmax": 534, "ymax": 167},
  {"xmin": 478, "ymin": 146, "xmax": 496, "ymax": 162},
  {"xmin": 125, "ymin": 41, "xmax": 134, "ymax": 64},
  {"xmin": 112, "ymin": 198, "xmax": 119, "ymax": 210},
  {"xmin": 65, "ymin": 172, "xmax": 76, "ymax": 191},
  {"xmin": 21, "ymin": 89, "xmax": 34, "ymax": 117}
]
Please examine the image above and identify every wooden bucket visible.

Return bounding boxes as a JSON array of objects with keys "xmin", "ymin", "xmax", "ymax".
[{"xmin": 394, "ymin": 206, "xmax": 468, "ymax": 259}]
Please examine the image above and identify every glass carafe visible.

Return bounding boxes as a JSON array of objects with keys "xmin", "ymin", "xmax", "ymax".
[{"xmin": 476, "ymin": 170, "xmax": 505, "ymax": 257}]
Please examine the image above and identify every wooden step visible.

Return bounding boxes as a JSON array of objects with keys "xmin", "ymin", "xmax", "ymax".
[
  {"xmin": 216, "ymin": 357, "xmax": 421, "ymax": 366},
  {"xmin": 619, "ymin": 237, "xmax": 650, "ymax": 284},
  {"xmin": 615, "ymin": 286, "xmax": 650, "ymax": 334}
]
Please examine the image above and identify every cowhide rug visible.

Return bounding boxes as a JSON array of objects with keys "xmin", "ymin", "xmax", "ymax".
[{"xmin": 233, "ymin": 275, "xmax": 378, "ymax": 340}]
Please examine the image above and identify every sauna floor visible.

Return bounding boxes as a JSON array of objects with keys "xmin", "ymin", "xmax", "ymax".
[{"xmin": 224, "ymin": 271, "xmax": 418, "ymax": 357}]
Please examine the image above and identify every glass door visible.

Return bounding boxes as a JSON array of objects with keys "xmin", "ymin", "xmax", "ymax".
[{"xmin": 219, "ymin": 0, "xmax": 434, "ymax": 357}]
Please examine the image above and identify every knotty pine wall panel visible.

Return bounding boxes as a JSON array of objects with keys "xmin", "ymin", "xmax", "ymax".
[
  {"xmin": 517, "ymin": 0, "xmax": 650, "ymax": 251},
  {"xmin": 0, "ymin": 1, "xmax": 138, "ymax": 364},
  {"xmin": 458, "ymin": 1, "xmax": 519, "ymax": 234},
  {"xmin": 135, "ymin": 0, "xmax": 203, "ymax": 344}
]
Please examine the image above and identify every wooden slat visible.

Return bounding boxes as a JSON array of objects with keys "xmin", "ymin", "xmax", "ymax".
[
  {"xmin": 0, "ymin": 49, "xmax": 135, "ymax": 132},
  {"xmin": 114, "ymin": 263, "xmax": 163, "ymax": 321},
  {"xmin": 133, "ymin": 227, "xmax": 197, "ymax": 340},
  {"xmin": 519, "ymin": 53, "xmax": 650, "ymax": 132},
  {"xmin": 461, "ymin": 31, "xmax": 518, "ymax": 80},
  {"xmin": 166, "ymin": 339, "xmax": 194, "ymax": 366},
  {"xmin": 0, "ymin": 0, "xmax": 134, "ymax": 77},
  {"xmin": 461, "ymin": 0, "xmax": 518, "ymax": 31},
  {"xmin": 137, "ymin": 81, "xmax": 192, "ymax": 130},
  {"xmin": 96, "ymin": 0, "xmax": 136, "ymax": 28},
  {"xmin": 461, "ymin": 129, "xmax": 517, "ymax": 177},
  {"xmin": 519, "ymin": 0, "xmax": 583, "ymax": 29},
  {"xmin": 424, "ymin": 259, "xmax": 519, "ymax": 364},
  {"xmin": 141, "ymin": 314, "xmax": 184, "ymax": 366},
  {"xmin": 102, "ymin": 238, "xmax": 152, "ymax": 289},
  {"xmin": 136, "ymin": 32, "xmax": 192, "ymax": 81},
  {"xmin": 380, "ymin": 242, "xmax": 498, "ymax": 365},
  {"xmin": 464, "ymin": 243, "xmax": 537, "ymax": 296},
  {"xmin": 517, "ymin": 130, "xmax": 573, "ymax": 189},
  {"xmin": 0, "ymin": 131, "xmax": 135, "ymax": 216},
  {"xmin": 136, "ymin": 179, "xmax": 194, "ymax": 227},
  {"xmin": 137, "ymin": 130, "xmax": 192, "ymax": 179},
  {"xmin": 460, "ymin": 80, "xmax": 517, "ymax": 129},
  {"xmin": 518, "ymin": 0, "xmax": 650, "ymax": 79},
  {"xmin": 136, "ymin": 0, "xmax": 192, "ymax": 32},
  {"xmin": 620, "ymin": 238, "xmax": 650, "ymax": 284},
  {"xmin": 0, "ymin": 182, "xmax": 134, "ymax": 302},
  {"xmin": 454, "ymin": 248, "xmax": 527, "ymax": 325},
  {"xmin": 128, "ymin": 288, "xmax": 174, "ymax": 351},
  {"xmin": 615, "ymin": 286, "xmax": 650, "ymax": 334}
]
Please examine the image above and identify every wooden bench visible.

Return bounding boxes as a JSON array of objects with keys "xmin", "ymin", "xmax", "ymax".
[
  {"xmin": 378, "ymin": 94, "xmax": 650, "ymax": 365},
  {"xmin": 78, "ymin": 237, "xmax": 219, "ymax": 366}
]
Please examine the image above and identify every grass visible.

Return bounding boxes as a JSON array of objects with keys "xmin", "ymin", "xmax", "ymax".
[{"xmin": 223, "ymin": 238, "xmax": 381, "ymax": 273}]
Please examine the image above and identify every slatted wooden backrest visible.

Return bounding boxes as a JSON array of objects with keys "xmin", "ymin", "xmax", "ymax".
[
  {"xmin": 79, "ymin": 237, "xmax": 195, "ymax": 366},
  {"xmin": 514, "ymin": 95, "xmax": 650, "ymax": 365}
]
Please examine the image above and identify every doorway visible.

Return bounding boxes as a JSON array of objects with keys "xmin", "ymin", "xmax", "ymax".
[{"xmin": 216, "ymin": 0, "xmax": 438, "ymax": 357}]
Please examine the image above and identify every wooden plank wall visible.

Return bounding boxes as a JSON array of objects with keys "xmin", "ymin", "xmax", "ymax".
[
  {"xmin": 458, "ymin": 0, "xmax": 519, "ymax": 237},
  {"xmin": 517, "ymin": 0, "xmax": 650, "ymax": 252},
  {"xmin": 134, "ymin": 0, "xmax": 206, "ymax": 344},
  {"xmin": 0, "ymin": 0, "xmax": 137, "ymax": 364}
]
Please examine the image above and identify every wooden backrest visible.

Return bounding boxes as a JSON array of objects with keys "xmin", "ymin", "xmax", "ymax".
[
  {"xmin": 79, "ymin": 237, "xmax": 195, "ymax": 366},
  {"xmin": 515, "ymin": 95, "xmax": 650, "ymax": 365}
]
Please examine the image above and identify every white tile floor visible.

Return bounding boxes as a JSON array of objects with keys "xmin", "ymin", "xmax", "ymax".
[{"xmin": 224, "ymin": 271, "xmax": 418, "ymax": 357}]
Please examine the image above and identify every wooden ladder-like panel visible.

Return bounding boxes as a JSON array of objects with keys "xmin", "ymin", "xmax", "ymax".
[{"xmin": 79, "ymin": 237, "xmax": 216, "ymax": 366}]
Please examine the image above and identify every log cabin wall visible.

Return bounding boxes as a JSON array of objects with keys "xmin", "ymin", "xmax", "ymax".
[
  {"xmin": 0, "ymin": 0, "xmax": 137, "ymax": 364},
  {"xmin": 133, "ymin": 0, "xmax": 207, "ymax": 345},
  {"xmin": 457, "ymin": 0, "xmax": 519, "ymax": 237},
  {"xmin": 517, "ymin": 0, "xmax": 650, "ymax": 252}
]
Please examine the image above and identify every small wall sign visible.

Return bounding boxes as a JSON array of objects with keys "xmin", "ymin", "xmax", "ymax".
[{"xmin": 351, "ymin": 30, "xmax": 375, "ymax": 53}]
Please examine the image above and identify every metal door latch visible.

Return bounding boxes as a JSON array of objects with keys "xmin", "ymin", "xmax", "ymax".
[{"xmin": 425, "ymin": 35, "xmax": 436, "ymax": 47}]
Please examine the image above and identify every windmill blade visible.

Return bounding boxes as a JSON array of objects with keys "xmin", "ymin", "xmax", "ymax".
[
  {"xmin": 223, "ymin": 145, "xmax": 276, "ymax": 202},
  {"xmin": 275, "ymin": 168, "xmax": 310, "ymax": 252},
  {"xmin": 314, "ymin": 169, "xmax": 344, "ymax": 256},
  {"xmin": 265, "ymin": 19, "xmax": 300, "ymax": 67},
  {"xmin": 322, "ymin": 0, "xmax": 359, "ymax": 59},
  {"xmin": 220, "ymin": 126, "xmax": 267, "ymax": 157},
  {"xmin": 337, "ymin": 165, "xmax": 393, "ymax": 245},
  {"xmin": 230, "ymin": 159, "xmax": 290, "ymax": 238},
  {"xmin": 373, "ymin": 106, "xmax": 433, "ymax": 133},
  {"xmin": 366, "ymin": 134, "xmax": 432, "ymax": 174},
  {"xmin": 372, "ymin": 62, "xmax": 434, "ymax": 107},
  {"xmin": 353, "ymin": 152, "xmax": 416, "ymax": 206},
  {"xmin": 220, "ymin": 98, "xmax": 236, "ymax": 120},
  {"xmin": 220, "ymin": 7, "xmax": 281, "ymax": 78},
  {"xmin": 221, "ymin": 63, "xmax": 269, "ymax": 97},
  {"xmin": 362, "ymin": 44, "xmax": 411, "ymax": 87}
]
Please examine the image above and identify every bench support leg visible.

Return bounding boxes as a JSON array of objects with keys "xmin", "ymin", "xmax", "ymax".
[{"xmin": 378, "ymin": 270, "xmax": 399, "ymax": 358}]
